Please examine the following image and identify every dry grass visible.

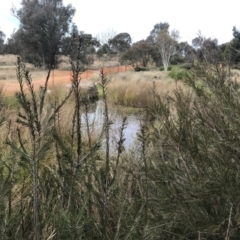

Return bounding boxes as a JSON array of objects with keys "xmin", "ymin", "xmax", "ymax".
[
  {"xmin": 91, "ymin": 70, "xmax": 183, "ymax": 108},
  {"xmin": 0, "ymin": 55, "xmax": 49, "ymax": 82},
  {"xmin": 58, "ymin": 54, "xmax": 121, "ymax": 70},
  {"xmin": 0, "ymin": 54, "xmax": 186, "ymax": 109},
  {"xmin": 0, "ymin": 54, "xmax": 20, "ymax": 66}
]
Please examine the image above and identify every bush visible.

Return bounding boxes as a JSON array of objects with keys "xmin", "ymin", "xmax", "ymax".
[
  {"xmin": 159, "ymin": 66, "xmax": 164, "ymax": 71},
  {"xmin": 167, "ymin": 65, "xmax": 172, "ymax": 71},
  {"xmin": 147, "ymin": 63, "xmax": 240, "ymax": 238},
  {"xmin": 180, "ymin": 62, "xmax": 193, "ymax": 69},
  {"xmin": 168, "ymin": 66, "xmax": 193, "ymax": 80},
  {"xmin": 159, "ymin": 65, "xmax": 172, "ymax": 71},
  {"xmin": 134, "ymin": 65, "xmax": 149, "ymax": 71}
]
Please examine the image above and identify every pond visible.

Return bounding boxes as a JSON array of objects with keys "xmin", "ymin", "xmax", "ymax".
[{"xmin": 81, "ymin": 100, "xmax": 143, "ymax": 153}]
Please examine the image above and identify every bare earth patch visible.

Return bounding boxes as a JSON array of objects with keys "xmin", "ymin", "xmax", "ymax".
[{"xmin": 0, "ymin": 66, "xmax": 133, "ymax": 96}]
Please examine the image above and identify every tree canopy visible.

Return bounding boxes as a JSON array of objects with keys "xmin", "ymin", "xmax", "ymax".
[
  {"xmin": 108, "ymin": 32, "xmax": 132, "ymax": 54},
  {"xmin": 229, "ymin": 26, "xmax": 240, "ymax": 64},
  {"xmin": 0, "ymin": 30, "xmax": 5, "ymax": 54},
  {"xmin": 152, "ymin": 22, "xmax": 179, "ymax": 71},
  {"xmin": 192, "ymin": 35, "xmax": 221, "ymax": 63},
  {"xmin": 120, "ymin": 40, "xmax": 153, "ymax": 68},
  {"xmin": 13, "ymin": 0, "xmax": 75, "ymax": 68}
]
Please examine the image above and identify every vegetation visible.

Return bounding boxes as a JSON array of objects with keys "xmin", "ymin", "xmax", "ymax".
[
  {"xmin": 1, "ymin": 49, "xmax": 240, "ymax": 239},
  {"xmin": 2, "ymin": 2, "xmax": 240, "ymax": 239},
  {"xmin": 11, "ymin": 0, "xmax": 75, "ymax": 68},
  {"xmin": 120, "ymin": 40, "xmax": 153, "ymax": 69}
]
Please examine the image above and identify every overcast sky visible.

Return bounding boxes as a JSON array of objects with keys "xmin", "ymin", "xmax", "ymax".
[{"xmin": 0, "ymin": 0, "xmax": 239, "ymax": 44}]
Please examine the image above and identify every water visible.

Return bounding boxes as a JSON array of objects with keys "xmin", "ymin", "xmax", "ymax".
[{"xmin": 81, "ymin": 101, "xmax": 142, "ymax": 152}]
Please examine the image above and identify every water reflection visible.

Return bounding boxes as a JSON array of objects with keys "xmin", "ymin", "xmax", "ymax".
[{"xmin": 81, "ymin": 101, "xmax": 142, "ymax": 152}]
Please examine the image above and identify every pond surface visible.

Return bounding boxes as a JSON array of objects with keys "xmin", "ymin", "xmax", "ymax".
[{"xmin": 81, "ymin": 101, "xmax": 143, "ymax": 152}]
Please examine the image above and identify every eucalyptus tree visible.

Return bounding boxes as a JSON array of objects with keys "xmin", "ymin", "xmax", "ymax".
[
  {"xmin": 108, "ymin": 32, "xmax": 132, "ymax": 54},
  {"xmin": 147, "ymin": 22, "xmax": 179, "ymax": 69},
  {"xmin": 121, "ymin": 40, "xmax": 153, "ymax": 68},
  {"xmin": 153, "ymin": 23, "xmax": 179, "ymax": 71},
  {"xmin": 13, "ymin": 0, "xmax": 75, "ymax": 68},
  {"xmin": 0, "ymin": 30, "xmax": 5, "ymax": 54}
]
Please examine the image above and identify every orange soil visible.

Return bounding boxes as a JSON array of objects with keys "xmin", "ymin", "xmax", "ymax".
[{"xmin": 0, "ymin": 65, "xmax": 132, "ymax": 96}]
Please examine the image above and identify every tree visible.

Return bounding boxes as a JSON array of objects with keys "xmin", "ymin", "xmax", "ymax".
[
  {"xmin": 69, "ymin": 31, "xmax": 100, "ymax": 69},
  {"xmin": 108, "ymin": 32, "xmax": 132, "ymax": 54},
  {"xmin": 229, "ymin": 26, "xmax": 240, "ymax": 65},
  {"xmin": 13, "ymin": 0, "xmax": 75, "ymax": 68},
  {"xmin": 147, "ymin": 22, "xmax": 170, "ymax": 67},
  {"xmin": 155, "ymin": 25, "xmax": 179, "ymax": 71},
  {"xmin": 177, "ymin": 41, "xmax": 196, "ymax": 64},
  {"xmin": 96, "ymin": 28, "xmax": 117, "ymax": 58},
  {"xmin": 120, "ymin": 40, "xmax": 153, "ymax": 69},
  {"xmin": 0, "ymin": 30, "xmax": 5, "ymax": 54},
  {"xmin": 4, "ymin": 30, "xmax": 22, "ymax": 55},
  {"xmin": 96, "ymin": 28, "xmax": 117, "ymax": 46},
  {"xmin": 192, "ymin": 34, "xmax": 221, "ymax": 64},
  {"xmin": 147, "ymin": 22, "xmax": 169, "ymax": 44},
  {"xmin": 60, "ymin": 24, "xmax": 100, "ymax": 65},
  {"xmin": 96, "ymin": 43, "xmax": 111, "ymax": 57}
]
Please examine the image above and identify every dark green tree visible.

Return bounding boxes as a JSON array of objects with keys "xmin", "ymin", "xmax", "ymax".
[
  {"xmin": 13, "ymin": 0, "xmax": 75, "ymax": 68},
  {"xmin": 121, "ymin": 40, "xmax": 153, "ymax": 68},
  {"xmin": 108, "ymin": 32, "xmax": 132, "ymax": 54},
  {"xmin": 146, "ymin": 59, "xmax": 240, "ymax": 239},
  {"xmin": 176, "ymin": 41, "xmax": 196, "ymax": 64},
  {"xmin": 61, "ymin": 25, "xmax": 99, "ymax": 64},
  {"xmin": 229, "ymin": 26, "xmax": 240, "ymax": 65},
  {"xmin": 96, "ymin": 43, "xmax": 111, "ymax": 57},
  {"xmin": 0, "ymin": 30, "xmax": 5, "ymax": 54},
  {"xmin": 192, "ymin": 35, "xmax": 221, "ymax": 64},
  {"xmin": 4, "ymin": 30, "xmax": 21, "ymax": 55},
  {"xmin": 147, "ymin": 22, "xmax": 170, "ymax": 45}
]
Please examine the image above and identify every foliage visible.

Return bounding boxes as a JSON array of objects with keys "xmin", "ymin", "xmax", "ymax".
[
  {"xmin": 61, "ymin": 24, "xmax": 99, "ymax": 57},
  {"xmin": 108, "ymin": 32, "xmax": 132, "ymax": 54},
  {"xmin": 175, "ymin": 41, "xmax": 196, "ymax": 64},
  {"xmin": 2, "ymin": 12, "xmax": 240, "ymax": 240},
  {"xmin": 146, "ymin": 22, "xmax": 170, "ymax": 67},
  {"xmin": 96, "ymin": 43, "xmax": 111, "ymax": 57},
  {"xmin": 3, "ymin": 30, "xmax": 22, "ymax": 55},
  {"xmin": 0, "ymin": 30, "xmax": 5, "ymax": 54},
  {"xmin": 147, "ymin": 22, "xmax": 170, "ymax": 45},
  {"xmin": 146, "ymin": 61, "xmax": 240, "ymax": 239},
  {"xmin": 192, "ymin": 34, "xmax": 221, "ymax": 64},
  {"xmin": 12, "ymin": 0, "xmax": 75, "ymax": 68},
  {"xmin": 228, "ymin": 26, "xmax": 240, "ymax": 66},
  {"xmin": 147, "ymin": 22, "xmax": 179, "ymax": 70},
  {"xmin": 120, "ymin": 40, "xmax": 153, "ymax": 68},
  {"xmin": 168, "ymin": 65, "xmax": 193, "ymax": 80},
  {"xmin": 157, "ymin": 27, "xmax": 179, "ymax": 71}
]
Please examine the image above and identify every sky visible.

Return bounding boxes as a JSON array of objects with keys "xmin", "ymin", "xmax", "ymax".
[{"xmin": 0, "ymin": 0, "xmax": 240, "ymax": 45}]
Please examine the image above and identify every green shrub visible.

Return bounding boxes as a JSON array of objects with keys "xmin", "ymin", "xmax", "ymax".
[
  {"xmin": 168, "ymin": 66, "xmax": 193, "ymax": 80},
  {"xmin": 167, "ymin": 65, "xmax": 172, "ymax": 71},
  {"xmin": 159, "ymin": 66, "xmax": 164, "ymax": 71},
  {"xmin": 180, "ymin": 62, "xmax": 193, "ymax": 69},
  {"xmin": 159, "ymin": 65, "xmax": 172, "ymax": 71},
  {"xmin": 147, "ymin": 63, "xmax": 240, "ymax": 239}
]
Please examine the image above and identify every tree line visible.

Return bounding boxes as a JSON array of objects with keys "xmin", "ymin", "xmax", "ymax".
[{"xmin": 0, "ymin": 0, "xmax": 240, "ymax": 71}]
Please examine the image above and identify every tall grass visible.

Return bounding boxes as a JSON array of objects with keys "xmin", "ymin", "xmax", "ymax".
[
  {"xmin": 93, "ymin": 70, "xmax": 182, "ymax": 109},
  {"xmin": 1, "ymin": 51, "xmax": 240, "ymax": 239}
]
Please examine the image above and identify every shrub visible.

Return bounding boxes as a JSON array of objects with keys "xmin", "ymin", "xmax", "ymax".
[
  {"xmin": 146, "ymin": 62, "xmax": 240, "ymax": 238},
  {"xmin": 180, "ymin": 62, "xmax": 193, "ymax": 69},
  {"xmin": 168, "ymin": 66, "xmax": 193, "ymax": 80},
  {"xmin": 159, "ymin": 65, "xmax": 172, "ymax": 71},
  {"xmin": 159, "ymin": 66, "xmax": 164, "ymax": 71}
]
